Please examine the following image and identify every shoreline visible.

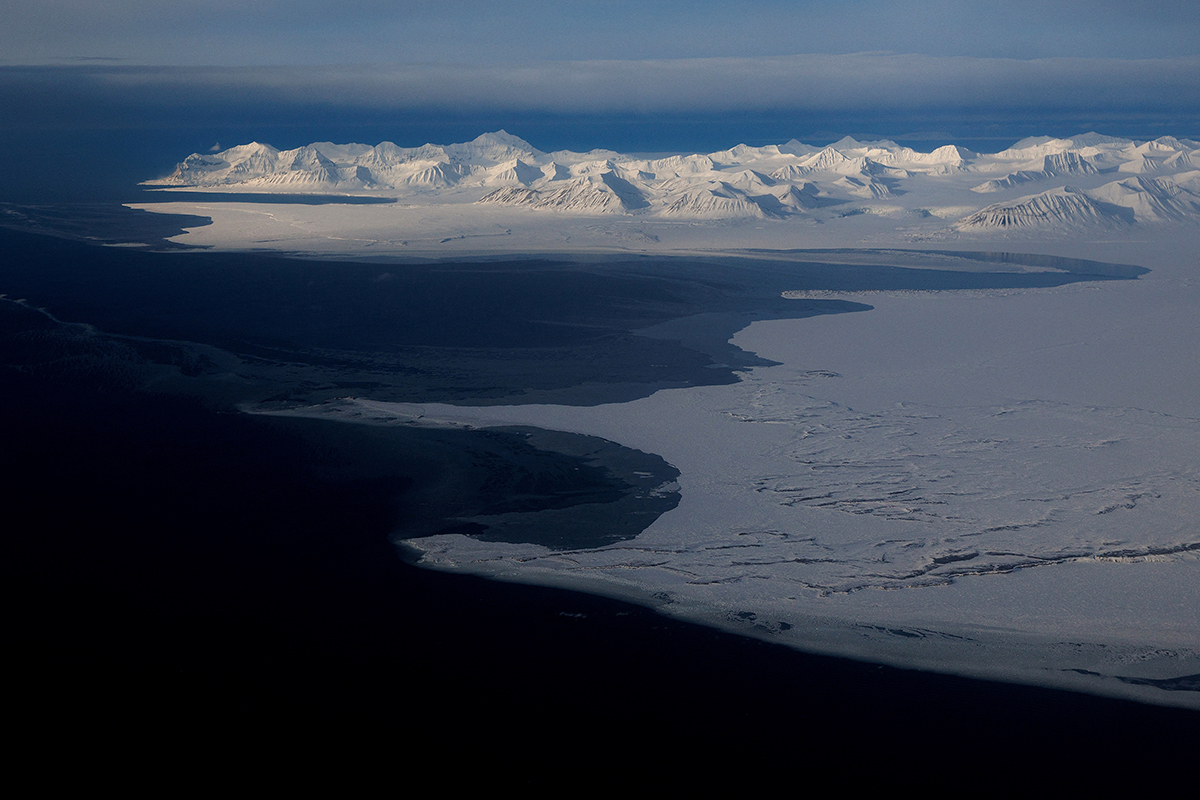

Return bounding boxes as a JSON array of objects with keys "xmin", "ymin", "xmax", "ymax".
[
  {"xmin": 243, "ymin": 400, "xmax": 683, "ymax": 549},
  {"xmin": 404, "ymin": 544, "xmax": 1200, "ymax": 709},
  {"xmin": 3, "ymin": 222, "xmax": 1195, "ymax": 722},
  {"xmin": 266, "ymin": 391, "xmax": 1199, "ymax": 710}
]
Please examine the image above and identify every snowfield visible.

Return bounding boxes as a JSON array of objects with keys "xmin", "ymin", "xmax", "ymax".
[
  {"xmin": 139, "ymin": 131, "xmax": 1200, "ymax": 249},
  {"xmin": 140, "ymin": 132, "xmax": 1200, "ymax": 708}
]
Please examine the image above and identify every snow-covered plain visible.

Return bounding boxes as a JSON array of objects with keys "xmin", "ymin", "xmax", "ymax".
[{"xmin": 138, "ymin": 133, "xmax": 1199, "ymax": 707}]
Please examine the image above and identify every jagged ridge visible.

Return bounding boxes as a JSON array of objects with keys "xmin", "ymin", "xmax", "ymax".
[{"xmin": 148, "ymin": 130, "xmax": 1200, "ymax": 227}]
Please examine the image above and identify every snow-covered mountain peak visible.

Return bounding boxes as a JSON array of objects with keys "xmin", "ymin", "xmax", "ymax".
[
  {"xmin": 929, "ymin": 144, "xmax": 973, "ymax": 161},
  {"xmin": 446, "ymin": 130, "xmax": 541, "ymax": 165},
  {"xmin": 146, "ymin": 130, "xmax": 1200, "ymax": 230},
  {"xmin": 955, "ymin": 185, "xmax": 1122, "ymax": 231},
  {"xmin": 309, "ymin": 141, "xmax": 375, "ymax": 161},
  {"xmin": 995, "ymin": 137, "xmax": 1081, "ymax": 161},
  {"xmin": 1139, "ymin": 136, "xmax": 1186, "ymax": 153},
  {"xmin": 779, "ymin": 139, "xmax": 820, "ymax": 157},
  {"xmin": 708, "ymin": 143, "xmax": 784, "ymax": 165},
  {"xmin": 802, "ymin": 146, "xmax": 853, "ymax": 171},
  {"xmin": 546, "ymin": 148, "xmax": 624, "ymax": 165},
  {"xmin": 829, "ymin": 135, "xmax": 864, "ymax": 150},
  {"xmin": 1065, "ymin": 132, "xmax": 1133, "ymax": 148},
  {"xmin": 1041, "ymin": 151, "xmax": 1098, "ymax": 175},
  {"xmin": 473, "ymin": 130, "xmax": 535, "ymax": 150},
  {"xmin": 224, "ymin": 141, "xmax": 280, "ymax": 158}
]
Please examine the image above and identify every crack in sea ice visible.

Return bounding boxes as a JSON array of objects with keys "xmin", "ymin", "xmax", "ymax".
[{"xmin": 695, "ymin": 387, "xmax": 1200, "ymax": 591}]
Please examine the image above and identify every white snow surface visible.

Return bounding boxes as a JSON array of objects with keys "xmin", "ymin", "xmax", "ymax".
[
  {"xmin": 141, "ymin": 131, "xmax": 1200, "ymax": 240},
  {"xmin": 140, "ymin": 132, "xmax": 1200, "ymax": 707}
]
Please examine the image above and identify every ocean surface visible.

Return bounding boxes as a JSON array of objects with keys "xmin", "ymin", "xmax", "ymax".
[{"xmin": 2, "ymin": 216, "xmax": 1193, "ymax": 760}]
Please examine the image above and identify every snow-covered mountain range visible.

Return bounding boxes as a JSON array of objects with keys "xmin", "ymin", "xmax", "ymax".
[{"xmin": 149, "ymin": 131, "xmax": 1200, "ymax": 232}]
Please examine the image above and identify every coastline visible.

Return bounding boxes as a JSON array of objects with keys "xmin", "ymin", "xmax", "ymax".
[
  {"xmin": 3, "ymin": 221, "xmax": 1196, "ymax": 729},
  {"xmin": 353, "ymin": 237, "xmax": 1197, "ymax": 709},
  {"xmin": 359, "ymin": 391, "xmax": 1200, "ymax": 710}
]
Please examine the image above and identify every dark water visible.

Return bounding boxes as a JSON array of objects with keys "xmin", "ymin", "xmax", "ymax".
[{"xmin": 2, "ymin": 222, "xmax": 1193, "ymax": 760}]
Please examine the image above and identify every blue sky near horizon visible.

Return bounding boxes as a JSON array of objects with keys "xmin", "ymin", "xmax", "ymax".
[{"xmin": 1, "ymin": 1, "xmax": 1197, "ymax": 176}]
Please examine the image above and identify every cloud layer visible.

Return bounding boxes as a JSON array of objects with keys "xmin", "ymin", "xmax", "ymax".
[{"xmin": 6, "ymin": 54, "xmax": 1199, "ymax": 125}]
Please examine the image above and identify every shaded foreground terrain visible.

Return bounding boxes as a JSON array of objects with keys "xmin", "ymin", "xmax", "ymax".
[{"xmin": 3, "ymin": 221, "xmax": 1193, "ymax": 762}]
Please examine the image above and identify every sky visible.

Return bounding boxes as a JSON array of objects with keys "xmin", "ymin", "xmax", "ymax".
[
  {"xmin": 5, "ymin": 1, "xmax": 1199, "ymax": 64},
  {"xmin": 1, "ymin": 1, "xmax": 1198, "ymax": 167}
]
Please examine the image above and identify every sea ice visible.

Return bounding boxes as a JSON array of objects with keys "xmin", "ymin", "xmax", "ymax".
[
  {"xmin": 140, "ymin": 134, "xmax": 1200, "ymax": 707},
  {"xmin": 350, "ymin": 237, "xmax": 1198, "ymax": 707}
]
